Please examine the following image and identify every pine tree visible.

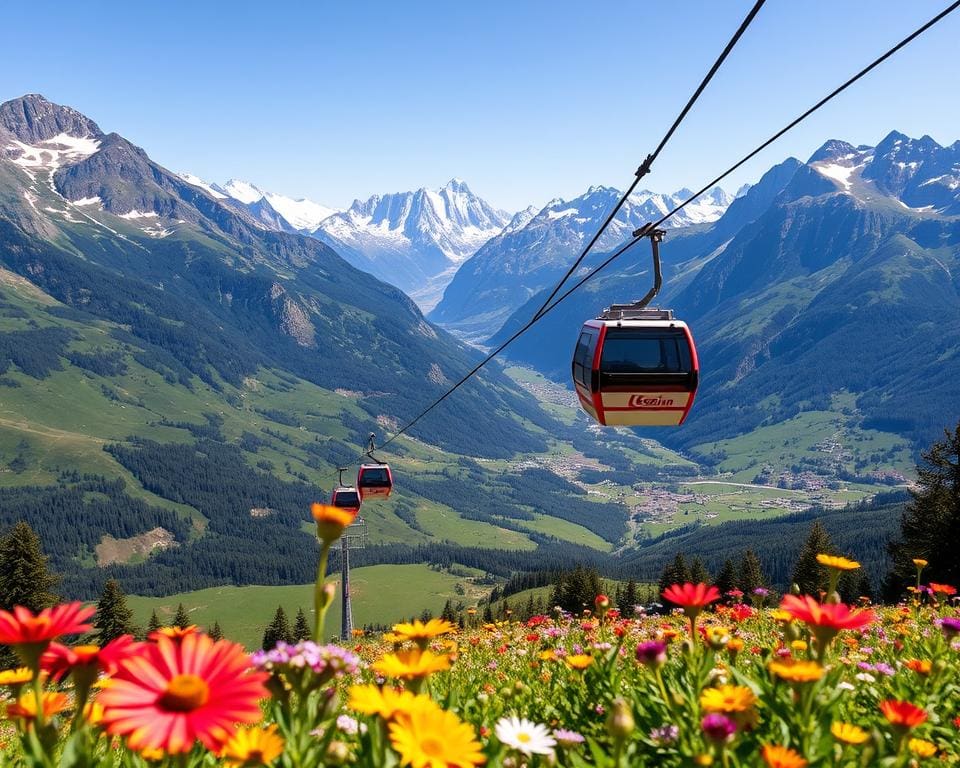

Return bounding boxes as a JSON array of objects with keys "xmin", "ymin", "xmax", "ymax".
[
  {"xmin": 292, "ymin": 608, "xmax": 311, "ymax": 641},
  {"xmin": 737, "ymin": 550, "xmax": 767, "ymax": 596},
  {"xmin": 792, "ymin": 521, "xmax": 835, "ymax": 596},
  {"xmin": 886, "ymin": 422, "xmax": 960, "ymax": 595},
  {"xmin": 208, "ymin": 621, "xmax": 224, "ymax": 641},
  {"xmin": 618, "ymin": 579, "xmax": 639, "ymax": 616},
  {"xmin": 658, "ymin": 553, "xmax": 691, "ymax": 595},
  {"xmin": 715, "ymin": 559, "xmax": 738, "ymax": 596},
  {"xmin": 95, "ymin": 579, "xmax": 136, "ymax": 643},
  {"xmin": 440, "ymin": 600, "xmax": 457, "ymax": 623},
  {"xmin": 262, "ymin": 605, "xmax": 292, "ymax": 650},
  {"xmin": 172, "ymin": 603, "xmax": 191, "ymax": 629},
  {"xmin": 690, "ymin": 556, "xmax": 711, "ymax": 585},
  {"xmin": 0, "ymin": 522, "xmax": 58, "ymax": 612},
  {"xmin": 147, "ymin": 610, "xmax": 162, "ymax": 633}
]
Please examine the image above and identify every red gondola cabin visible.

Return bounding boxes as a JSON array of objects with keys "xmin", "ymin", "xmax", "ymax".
[
  {"xmin": 331, "ymin": 485, "xmax": 361, "ymax": 514},
  {"xmin": 572, "ymin": 309, "xmax": 699, "ymax": 427},
  {"xmin": 357, "ymin": 463, "xmax": 393, "ymax": 500}
]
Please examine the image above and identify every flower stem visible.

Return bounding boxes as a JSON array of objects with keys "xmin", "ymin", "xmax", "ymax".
[{"xmin": 313, "ymin": 540, "xmax": 332, "ymax": 641}]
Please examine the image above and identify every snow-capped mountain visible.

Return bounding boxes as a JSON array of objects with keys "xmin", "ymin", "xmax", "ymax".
[
  {"xmin": 179, "ymin": 174, "xmax": 510, "ymax": 309},
  {"xmin": 429, "ymin": 184, "xmax": 732, "ymax": 341},
  {"xmin": 805, "ymin": 131, "xmax": 960, "ymax": 214},
  {"xmin": 177, "ymin": 175, "xmax": 340, "ymax": 233},
  {"xmin": 312, "ymin": 179, "xmax": 513, "ymax": 307}
]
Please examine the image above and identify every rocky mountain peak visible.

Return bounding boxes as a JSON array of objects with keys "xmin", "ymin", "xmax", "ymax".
[
  {"xmin": 807, "ymin": 139, "xmax": 859, "ymax": 164},
  {"xmin": 0, "ymin": 94, "xmax": 104, "ymax": 143}
]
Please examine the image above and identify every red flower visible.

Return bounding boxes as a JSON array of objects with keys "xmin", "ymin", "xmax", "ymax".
[
  {"xmin": 729, "ymin": 604, "xmax": 754, "ymax": 622},
  {"xmin": 928, "ymin": 583, "xmax": 957, "ymax": 596},
  {"xmin": 0, "ymin": 603, "xmax": 94, "ymax": 648},
  {"xmin": 880, "ymin": 700, "xmax": 927, "ymax": 729},
  {"xmin": 663, "ymin": 583, "xmax": 721, "ymax": 610},
  {"xmin": 779, "ymin": 596, "xmax": 875, "ymax": 633},
  {"xmin": 99, "ymin": 632, "xmax": 269, "ymax": 754},
  {"xmin": 41, "ymin": 635, "xmax": 141, "ymax": 681}
]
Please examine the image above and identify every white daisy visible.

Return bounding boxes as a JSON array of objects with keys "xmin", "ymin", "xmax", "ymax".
[{"xmin": 495, "ymin": 715, "xmax": 557, "ymax": 756}]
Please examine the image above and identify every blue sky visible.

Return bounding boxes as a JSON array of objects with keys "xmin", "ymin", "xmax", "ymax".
[{"xmin": 2, "ymin": 1, "xmax": 958, "ymax": 211}]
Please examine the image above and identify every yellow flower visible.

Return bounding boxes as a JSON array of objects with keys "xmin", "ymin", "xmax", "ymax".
[
  {"xmin": 391, "ymin": 619, "xmax": 457, "ymax": 645},
  {"xmin": 139, "ymin": 747, "xmax": 166, "ymax": 762},
  {"xmin": 761, "ymin": 744, "xmax": 808, "ymax": 768},
  {"xmin": 388, "ymin": 697, "xmax": 485, "ymax": 768},
  {"xmin": 770, "ymin": 609, "xmax": 793, "ymax": 623},
  {"xmin": 726, "ymin": 638, "xmax": 744, "ymax": 654},
  {"xmin": 768, "ymin": 659, "xmax": 824, "ymax": 684},
  {"xmin": 790, "ymin": 640, "xmax": 807, "ymax": 652},
  {"xmin": 912, "ymin": 558, "xmax": 929, "ymax": 568},
  {"xmin": 816, "ymin": 554, "xmax": 860, "ymax": 571},
  {"xmin": 908, "ymin": 738, "xmax": 937, "ymax": 758},
  {"xmin": 706, "ymin": 626, "xmax": 730, "ymax": 649},
  {"xmin": 0, "ymin": 668, "xmax": 33, "ymax": 686},
  {"xmin": 311, "ymin": 502, "xmax": 357, "ymax": 543},
  {"xmin": 83, "ymin": 701, "xmax": 104, "ymax": 727},
  {"xmin": 831, "ymin": 722, "xmax": 868, "ymax": 745},
  {"xmin": 348, "ymin": 685, "xmax": 420, "ymax": 720},
  {"xmin": 221, "ymin": 725, "xmax": 285, "ymax": 767},
  {"xmin": 538, "ymin": 649, "xmax": 557, "ymax": 662},
  {"xmin": 372, "ymin": 649, "xmax": 452, "ymax": 680},
  {"xmin": 693, "ymin": 755, "xmax": 713, "ymax": 766},
  {"xmin": 564, "ymin": 654, "xmax": 593, "ymax": 670},
  {"xmin": 6, "ymin": 691, "xmax": 71, "ymax": 721},
  {"xmin": 699, "ymin": 685, "xmax": 757, "ymax": 713}
]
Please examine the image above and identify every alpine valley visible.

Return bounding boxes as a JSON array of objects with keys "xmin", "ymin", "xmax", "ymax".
[{"xmin": 0, "ymin": 94, "xmax": 955, "ymax": 634}]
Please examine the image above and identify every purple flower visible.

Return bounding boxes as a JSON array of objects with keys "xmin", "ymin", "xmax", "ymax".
[
  {"xmin": 874, "ymin": 662, "xmax": 895, "ymax": 676},
  {"xmin": 701, "ymin": 713, "xmax": 737, "ymax": 743},
  {"xmin": 752, "ymin": 587, "xmax": 770, "ymax": 597},
  {"xmin": 940, "ymin": 617, "xmax": 960, "ymax": 638},
  {"xmin": 635, "ymin": 640, "xmax": 668, "ymax": 667},
  {"xmin": 553, "ymin": 729, "xmax": 585, "ymax": 747},
  {"xmin": 650, "ymin": 724, "xmax": 680, "ymax": 745},
  {"xmin": 252, "ymin": 641, "xmax": 360, "ymax": 678}
]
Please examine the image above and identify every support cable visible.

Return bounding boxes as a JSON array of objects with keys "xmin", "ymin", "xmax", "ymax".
[{"xmin": 335, "ymin": 0, "xmax": 960, "ymax": 464}]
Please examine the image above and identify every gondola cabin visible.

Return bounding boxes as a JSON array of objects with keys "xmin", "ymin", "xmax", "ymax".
[
  {"xmin": 357, "ymin": 463, "xmax": 393, "ymax": 500},
  {"xmin": 331, "ymin": 485, "xmax": 361, "ymax": 514},
  {"xmin": 572, "ymin": 308, "xmax": 698, "ymax": 427}
]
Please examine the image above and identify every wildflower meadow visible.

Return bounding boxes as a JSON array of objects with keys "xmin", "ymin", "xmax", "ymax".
[{"xmin": 0, "ymin": 502, "xmax": 958, "ymax": 767}]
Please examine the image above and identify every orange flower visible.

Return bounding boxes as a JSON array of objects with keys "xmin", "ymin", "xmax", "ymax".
[
  {"xmin": 905, "ymin": 659, "xmax": 932, "ymax": 676},
  {"xmin": 7, "ymin": 691, "xmax": 71, "ymax": 722},
  {"xmin": 761, "ymin": 744, "xmax": 807, "ymax": 768},
  {"xmin": 768, "ymin": 659, "xmax": 824, "ymax": 684},
  {"xmin": 879, "ymin": 700, "xmax": 928, "ymax": 730},
  {"xmin": 98, "ymin": 632, "xmax": 269, "ymax": 754},
  {"xmin": 311, "ymin": 503, "xmax": 357, "ymax": 543},
  {"xmin": 662, "ymin": 583, "xmax": 721, "ymax": 610},
  {"xmin": 149, "ymin": 626, "xmax": 200, "ymax": 642},
  {"xmin": 0, "ymin": 603, "xmax": 94, "ymax": 651}
]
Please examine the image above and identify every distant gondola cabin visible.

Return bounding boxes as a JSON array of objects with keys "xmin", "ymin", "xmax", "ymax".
[{"xmin": 331, "ymin": 486, "xmax": 361, "ymax": 513}]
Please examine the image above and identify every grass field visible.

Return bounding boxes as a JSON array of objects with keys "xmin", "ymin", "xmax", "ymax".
[
  {"xmin": 693, "ymin": 397, "xmax": 915, "ymax": 483},
  {"xmin": 128, "ymin": 564, "xmax": 487, "ymax": 649}
]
